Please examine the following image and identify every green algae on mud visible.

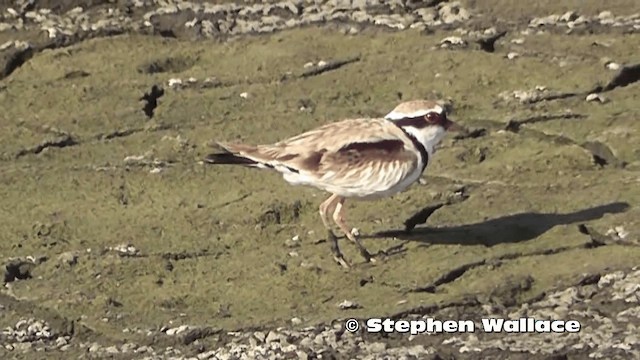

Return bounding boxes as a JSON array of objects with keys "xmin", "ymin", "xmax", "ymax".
[{"xmin": 1, "ymin": 25, "xmax": 640, "ymax": 347}]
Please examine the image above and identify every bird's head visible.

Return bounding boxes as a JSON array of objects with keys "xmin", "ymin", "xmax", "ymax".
[{"xmin": 384, "ymin": 100, "xmax": 461, "ymax": 156}]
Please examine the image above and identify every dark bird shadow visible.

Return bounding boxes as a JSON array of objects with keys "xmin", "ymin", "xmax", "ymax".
[{"xmin": 368, "ymin": 202, "xmax": 630, "ymax": 247}]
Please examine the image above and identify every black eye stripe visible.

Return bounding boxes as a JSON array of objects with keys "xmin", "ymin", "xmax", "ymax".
[{"xmin": 393, "ymin": 116, "xmax": 428, "ymax": 129}]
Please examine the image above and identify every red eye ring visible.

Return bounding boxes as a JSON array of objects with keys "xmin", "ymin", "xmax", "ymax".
[{"xmin": 425, "ymin": 112, "xmax": 441, "ymax": 123}]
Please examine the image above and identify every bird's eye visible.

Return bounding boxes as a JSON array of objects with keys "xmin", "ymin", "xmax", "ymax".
[{"xmin": 426, "ymin": 112, "xmax": 441, "ymax": 123}]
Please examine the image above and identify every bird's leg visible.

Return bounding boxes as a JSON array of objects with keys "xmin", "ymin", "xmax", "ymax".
[
  {"xmin": 319, "ymin": 194, "xmax": 350, "ymax": 269},
  {"xmin": 332, "ymin": 198, "xmax": 374, "ymax": 263}
]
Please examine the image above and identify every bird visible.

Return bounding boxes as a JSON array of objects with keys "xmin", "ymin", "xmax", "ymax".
[{"xmin": 204, "ymin": 100, "xmax": 461, "ymax": 268}]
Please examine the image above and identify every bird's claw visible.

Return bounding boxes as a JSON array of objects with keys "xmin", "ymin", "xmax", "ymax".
[{"xmin": 333, "ymin": 255, "xmax": 352, "ymax": 269}]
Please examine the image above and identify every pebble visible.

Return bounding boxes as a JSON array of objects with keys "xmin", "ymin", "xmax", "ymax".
[
  {"xmin": 0, "ymin": 41, "xmax": 13, "ymax": 51},
  {"xmin": 586, "ymin": 93, "xmax": 608, "ymax": 103},
  {"xmin": 285, "ymin": 235, "xmax": 301, "ymax": 248},
  {"xmin": 606, "ymin": 62, "xmax": 621, "ymax": 70},
  {"xmin": 168, "ymin": 78, "xmax": 183, "ymax": 88},
  {"xmin": 338, "ymin": 300, "xmax": 361, "ymax": 309},
  {"xmin": 110, "ymin": 243, "xmax": 139, "ymax": 255},
  {"xmin": 439, "ymin": 36, "xmax": 467, "ymax": 48},
  {"xmin": 57, "ymin": 251, "xmax": 78, "ymax": 266},
  {"xmin": 606, "ymin": 226, "xmax": 629, "ymax": 240},
  {"xmin": 166, "ymin": 324, "xmax": 190, "ymax": 336},
  {"xmin": 55, "ymin": 337, "xmax": 67, "ymax": 347},
  {"xmin": 104, "ymin": 345, "xmax": 119, "ymax": 354}
]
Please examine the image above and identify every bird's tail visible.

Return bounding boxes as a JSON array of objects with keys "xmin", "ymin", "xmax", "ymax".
[
  {"xmin": 203, "ymin": 142, "xmax": 260, "ymax": 167},
  {"xmin": 204, "ymin": 152, "xmax": 258, "ymax": 166}
]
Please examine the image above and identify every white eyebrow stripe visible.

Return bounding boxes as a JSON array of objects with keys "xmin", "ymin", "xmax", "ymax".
[{"xmin": 385, "ymin": 106, "xmax": 442, "ymax": 120}]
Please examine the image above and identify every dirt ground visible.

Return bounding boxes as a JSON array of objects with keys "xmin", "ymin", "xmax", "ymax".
[{"xmin": 1, "ymin": 0, "xmax": 639, "ymax": 359}]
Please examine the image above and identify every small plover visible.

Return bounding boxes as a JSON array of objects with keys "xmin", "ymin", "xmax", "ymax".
[{"xmin": 205, "ymin": 100, "xmax": 460, "ymax": 268}]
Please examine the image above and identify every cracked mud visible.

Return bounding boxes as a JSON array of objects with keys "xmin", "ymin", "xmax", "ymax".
[{"xmin": 1, "ymin": 0, "xmax": 640, "ymax": 359}]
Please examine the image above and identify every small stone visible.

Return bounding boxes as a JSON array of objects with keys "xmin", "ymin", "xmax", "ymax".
[
  {"xmin": 166, "ymin": 325, "xmax": 190, "ymax": 336},
  {"xmin": 253, "ymin": 331, "xmax": 266, "ymax": 343},
  {"xmin": 338, "ymin": 300, "xmax": 361, "ymax": 309},
  {"xmin": 317, "ymin": 60, "xmax": 328, "ymax": 67},
  {"xmin": 0, "ymin": 41, "xmax": 13, "ymax": 51},
  {"xmin": 239, "ymin": 92, "xmax": 250, "ymax": 99},
  {"xmin": 614, "ymin": 226, "xmax": 629, "ymax": 239},
  {"xmin": 88, "ymin": 343, "xmax": 101, "ymax": 353},
  {"xmin": 136, "ymin": 345, "xmax": 153, "ymax": 353},
  {"xmin": 291, "ymin": 317, "xmax": 303, "ymax": 325},
  {"xmin": 55, "ymin": 337, "xmax": 68, "ymax": 347},
  {"xmin": 198, "ymin": 350, "xmax": 218, "ymax": 359},
  {"xmin": 168, "ymin": 78, "xmax": 183, "ymax": 88},
  {"xmin": 6, "ymin": 8, "xmax": 19, "ymax": 17},
  {"xmin": 586, "ymin": 93, "xmax": 607, "ymax": 103},
  {"xmin": 511, "ymin": 38, "xmax": 525, "ymax": 44},
  {"xmin": 606, "ymin": 62, "xmax": 621, "ymax": 70},
  {"xmin": 559, "ymin": 11, "xmax": 578, "ymax": 22},
  {"xmin": 121, "ymin": 343, "xmax": 137, "ymax": 353},
  {"xmin": 303, "ymin": 62, "xmax": 314, "ymax": 68},
  {"xmin": 506, "ymin": 52, "xmax": 519, "ymax": 60},
  {"xmin": 285, "ymin": 235, "xmax": 300, "ymax": 248},
  {"xmin": 440, "ymin": 36, "xmax": 466, "ymax": 48},
  {"xmin": 104, "ymin": 345, "xmax": 119, "ymax": 354},
  {"xmin": 265, "ymin": 331, "xmax": 280, "ymax": 343},
  {"xmin": 57, "ymin": 252, "xmax": 78, "ymax": 266},
  {"xmin": 363, "ymin": 342, "xmax": 387, "ymax": 352},
  {"xmin": 530, "ymin": 14, "xmax": 560, "ymax": 27},
  {"xmin": 598, "ymin": 11, "xmax": 614, "ymax": 20},
  {"xmin": 299, "ymin": 337, "xmax": 313, "ymax": 348},
  {"xmin": 203, "ymin": 77, "xmax": 222, "ymax": 88},
  {"xmin": 13, "ymin": 342, "xmax": 32, "ymax": 351}
]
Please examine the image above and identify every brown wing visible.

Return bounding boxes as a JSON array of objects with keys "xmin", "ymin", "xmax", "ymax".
[
  {"xmin": 217, "ymin": 118, "xmax": 420, "ymax": 193},
  {"xmin": 312, "ymin": 138, "xmax": 419, "ymax": 194}
]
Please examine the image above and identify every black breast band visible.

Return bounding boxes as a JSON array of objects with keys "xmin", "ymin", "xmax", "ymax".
[{"xmin": 391, "ymin": 122, "xmax": 429, "ymax": 173}]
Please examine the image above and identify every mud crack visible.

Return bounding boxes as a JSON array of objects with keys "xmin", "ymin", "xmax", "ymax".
[
  {"xmin": 13, "ymin": 123, "xmax": 179, "ymax": 159},
  {"xmin": 298, "ymin": 56, "xmax": 361, "ymax": 79},
  {"xmin": 475, "ymin": 30, "xmax": 507, "ymax": 52},
  {"xmin": 140, "ymin": 84, "xmax": 165, "ymax": 118},
  {"xmin": 504, "ymin": 113, "xmax": 586, "ymax": 132},
  {"xmin": 14, "ymin": 134, "xmax": 78, "ymax": 158}
]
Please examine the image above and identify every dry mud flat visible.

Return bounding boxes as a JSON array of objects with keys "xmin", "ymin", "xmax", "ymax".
[{"xmin": 1, "ymin": 0, "xmax": 640, "ymax": 359}]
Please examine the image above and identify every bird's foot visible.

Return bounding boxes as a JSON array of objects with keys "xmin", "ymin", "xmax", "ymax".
[
  {"xmin": 349, "ymin": 232, "xmax": 375, "ymax": 264},
  {"xmin": 358, "ymin": 247, "xmax": 374, "ymax": 263},
  {"xmin": 333, "ymin": 255, "xmax": 352, "ymax": 269},
  {"xmin": 327, "ymin": 230, "xmax": 351, "ymax": 269}
]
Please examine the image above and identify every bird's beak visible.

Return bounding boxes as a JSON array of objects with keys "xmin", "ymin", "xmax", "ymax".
[{"xmin": 444, "ymin": 118, "xmax": 462, "ymax": 132}]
